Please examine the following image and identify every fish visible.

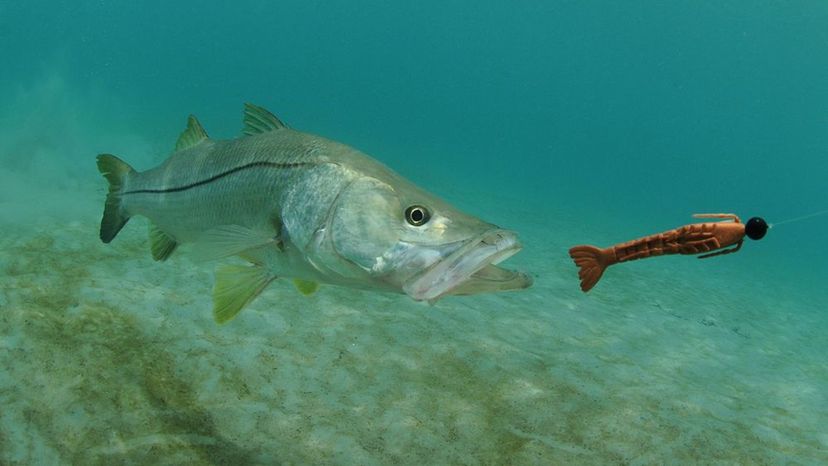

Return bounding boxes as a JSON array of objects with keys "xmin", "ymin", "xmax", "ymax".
[{"xmin": 97, "ymin": 103, "xmax": 532, "ymax": 323}]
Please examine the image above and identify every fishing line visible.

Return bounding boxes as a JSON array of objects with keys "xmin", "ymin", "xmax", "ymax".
[{"xmin": 769, "ymin": 208, "xmax": 828, "ymax": 228}]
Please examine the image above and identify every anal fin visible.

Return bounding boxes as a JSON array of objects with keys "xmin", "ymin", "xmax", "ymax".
[
  {"xmin": 213, "ymin": 265, "xmax": 276, "ymax": 324},
  {"xmin": 149, "ymin": 224, "xmax": 178, "ymax": 261}
]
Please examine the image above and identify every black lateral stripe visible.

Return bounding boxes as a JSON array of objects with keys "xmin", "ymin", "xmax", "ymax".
[{"xmin": 123, "ymin": 161, "xmax": 312, "ymax": 194}]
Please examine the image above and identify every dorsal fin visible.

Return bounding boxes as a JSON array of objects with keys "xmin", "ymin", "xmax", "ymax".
[
  {"xmin": 175, "ymin": 115, "xmax": 209, "ymax": 151},
  {"xmin": 243, "ymin": 103, "xmax": 287, "ymax": 136}
]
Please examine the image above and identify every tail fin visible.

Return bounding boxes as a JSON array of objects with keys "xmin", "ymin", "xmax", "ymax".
[
  {"xmin": 96, "ymin": 154, "xmax": 135, "ymax": 243},
  {"xmin": 568, "ymin": 245, "xmax": 608, "ymax": 292}
]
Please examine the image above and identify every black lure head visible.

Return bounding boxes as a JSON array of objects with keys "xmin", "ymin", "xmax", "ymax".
[{"xmin": 745, "ymin": 217, "xmax": 768, "ymax": 240}]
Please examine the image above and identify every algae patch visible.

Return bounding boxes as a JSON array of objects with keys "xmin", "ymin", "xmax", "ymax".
[
  {"xmin": 1, "ymin": 216, "xmax": 826, "ymax": 465},
  {"xmin": 0, "ymin": 224, "xmax": 257, "ymax": 465}
]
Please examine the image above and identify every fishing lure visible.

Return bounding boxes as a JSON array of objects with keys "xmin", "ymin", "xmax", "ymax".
[{"xmin": 569, "ymin": 213, "xmax": 768, "ymax": 292}]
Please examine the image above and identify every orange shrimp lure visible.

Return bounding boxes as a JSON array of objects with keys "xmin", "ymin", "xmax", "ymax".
[{"xmin": 569, "ymin": 214, "xmax": 768, "ymax": 292}]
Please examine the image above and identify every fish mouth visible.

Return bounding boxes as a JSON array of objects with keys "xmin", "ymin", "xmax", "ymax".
[{"xmin": 402, "ymin": 229, "xmax": 532, "ymax": 302}]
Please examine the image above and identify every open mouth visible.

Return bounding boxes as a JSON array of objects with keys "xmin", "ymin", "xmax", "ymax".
[{"xmin": 402, "ymin": 229, "xmax": 532, "ymax": 302}]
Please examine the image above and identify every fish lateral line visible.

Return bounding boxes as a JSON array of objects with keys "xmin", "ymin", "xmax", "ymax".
[
  {"xmin": 123, "ymin": 160, "xmax": 316, "ymax": 195},
  {"xmin": 96, "ymin": 103, "xmax": 533, "ymax": 322}
]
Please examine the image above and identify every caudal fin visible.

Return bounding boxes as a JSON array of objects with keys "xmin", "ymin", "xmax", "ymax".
[
  {"xmin": 96, "ymin": 154, "xmax": 135, "ymax": 243},
  {"xmin": 568, "ymin": 245, "xmax": 608, "ymax": 292}
]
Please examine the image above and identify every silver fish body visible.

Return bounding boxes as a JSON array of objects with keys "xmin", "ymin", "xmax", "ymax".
[{"xmin": 97, "ymin": 104, "xmax": 532, "ymax": 322}]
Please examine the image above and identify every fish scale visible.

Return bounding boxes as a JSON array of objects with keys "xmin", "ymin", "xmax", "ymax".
[
  {"xmin": 123, "ymin": 132, "xmax": 354, "ymax": 244},
  {"xmin": 96, "ymin": 103, "xmax": 531, "ymax": 323}
]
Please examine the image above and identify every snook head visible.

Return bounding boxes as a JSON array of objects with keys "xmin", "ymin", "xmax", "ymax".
[{"xmin": 316, "ymin": 175, "xmax": 532, "ymax": 302}]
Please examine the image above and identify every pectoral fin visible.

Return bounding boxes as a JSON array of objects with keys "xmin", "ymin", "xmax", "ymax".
[
  {"xmin": 213, "ymin": 265, "xmax": 276, "ymax": 324},
  {"xmin": 292, "ymin": 279, "xmax": 319, "ymax": 296},
  {"xmin": 193, "ymin": 224, "xmax": 280, "ymax": 262}
]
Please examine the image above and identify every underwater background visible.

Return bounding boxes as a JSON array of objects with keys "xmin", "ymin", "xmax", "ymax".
[{"xmin": 1, "ymin": 1, "xmax": 827, "ymax": 464}]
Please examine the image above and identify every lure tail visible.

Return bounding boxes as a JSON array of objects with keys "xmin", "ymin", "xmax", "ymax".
[{"xmin": 568, "ymin": 245, "xmax": 611, "ymax": 292}]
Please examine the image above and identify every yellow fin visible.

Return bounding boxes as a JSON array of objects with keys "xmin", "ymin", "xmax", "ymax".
[
  {"xmin": 149, "ymin": 224, "xmax": 178, "ymax": 261},
  {"xmin": 174, "ymin": 115, "xmax": 209, "ymax": 151},
  {"xmin": 96, "ymin": 154, "xmax": 135, "ymax": 243},
  {"xmin": 213, "ymin": 265, "xmax": 276, "ymax": 324},
  {"xmin": 292, "ymin": 279, "xmax": 319, "ymax": 296},
  {"xmin": 243, "ymin": 103, "xmax": 287, "ymax": 135}
]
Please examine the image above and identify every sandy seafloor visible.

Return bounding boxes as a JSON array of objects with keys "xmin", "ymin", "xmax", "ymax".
[{"xmin": 1, "ymin": 170, "xmax": 827, "ymax": 466}]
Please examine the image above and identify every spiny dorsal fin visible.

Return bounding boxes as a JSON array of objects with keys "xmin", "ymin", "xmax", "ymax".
[
  {"xmin": 175, "ymin": 115, "xmax": 209, "ymax": 152},
  {"xmin": 213, "ymin": 265, "xmax": 276, "ymax": 324},
  {"xmin": 149, "ymin": 223, "xmax": 178, "ymax": 261},
  {"xmin": 243, "ymin": 103, "xmax": 287, "ymax": 136}
]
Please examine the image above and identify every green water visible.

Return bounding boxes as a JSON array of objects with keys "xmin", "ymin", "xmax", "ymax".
[{"xmin": 1, "ymin": 1, "xmax": 826, "ymax": 464}]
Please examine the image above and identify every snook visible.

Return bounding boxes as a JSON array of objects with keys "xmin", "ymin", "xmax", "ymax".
[{"xmin": 97, "ymin": 104, "xmax": 532, "ymax": 323}]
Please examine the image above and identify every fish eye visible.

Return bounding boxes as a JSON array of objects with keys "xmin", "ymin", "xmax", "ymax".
[{"xmin": 405, "ymin": 205, "xmax": 430, "ymax": 226}]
